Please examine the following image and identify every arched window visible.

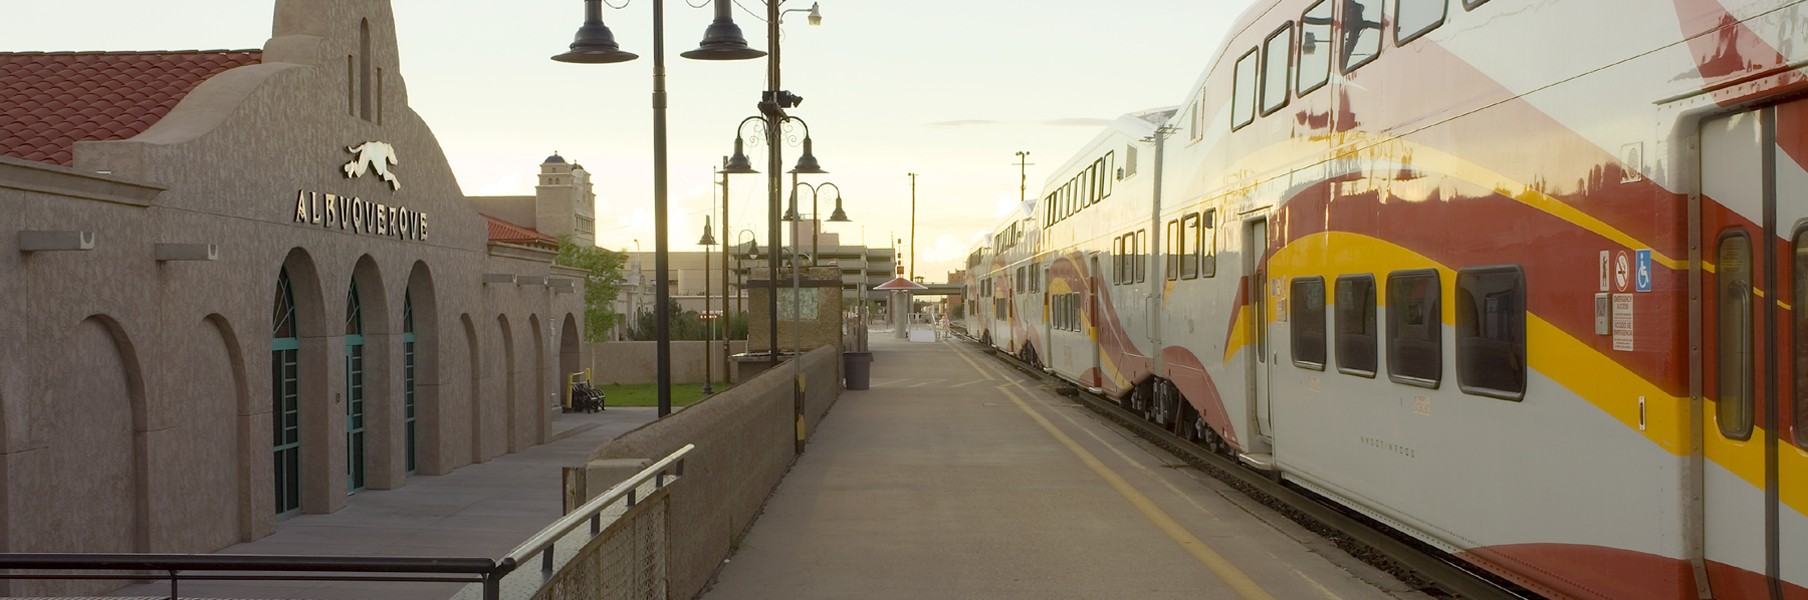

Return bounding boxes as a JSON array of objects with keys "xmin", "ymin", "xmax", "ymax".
[
  {"xmin": 272, "ymin": 269, "xmax": 302, "ymax": 515},
  {"xmin": 403, "ymin": 290, "xmax": 417, "ymax": 474},
  {"xmin": 345, "ymin": 280, "xmax": 366, "ymax": 491}
]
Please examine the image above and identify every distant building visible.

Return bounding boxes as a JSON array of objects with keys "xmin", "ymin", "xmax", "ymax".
[
  {"xmin": 616, "ymin": 220, "xmax": 897, "ymax": 335},
  {"xmin": 469, "ymin": 153, "xmax": 598, "ymax": 248}
]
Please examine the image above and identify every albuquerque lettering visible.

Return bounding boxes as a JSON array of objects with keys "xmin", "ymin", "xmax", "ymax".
[{"xmin": 292, "ymin": 190, "xmax": 428, "ymax": 241}]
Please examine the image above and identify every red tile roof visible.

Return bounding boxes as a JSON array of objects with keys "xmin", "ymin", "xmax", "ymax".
[
  {"xmin": 1, "ymin": 50, "xmax": 263, "ymax": 166},
  {"xmin": 482, "ymin": 213, "xmax": 558, "ymax": 248}
]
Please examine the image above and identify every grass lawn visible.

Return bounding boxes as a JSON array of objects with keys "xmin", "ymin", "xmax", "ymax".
[{"xmin": 594, "ymin": 382, "xmax": 731, "ymax": 408}]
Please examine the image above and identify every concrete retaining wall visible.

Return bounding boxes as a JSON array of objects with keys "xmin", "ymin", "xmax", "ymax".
[
  {"xmin": 583, "ymin": 341, "xmax": 748, "ymax": 385},
  {"xmin": 579, "ymin": 345, "xmax": 840, "ymax": 600}
]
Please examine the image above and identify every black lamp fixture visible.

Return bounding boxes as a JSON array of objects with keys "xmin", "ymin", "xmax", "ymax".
[
  {"xmin": 723, "ymin": 139, "xmax": 759, "ymax": 174},
  {"xmin": 698, "ymin": 217, "xmax": 717, "ymax": 246},
  {"xmin": 788, "ymin": 137, "xmax": 826, "ymax": 174},
  {"xmin": 682, "ymin": 0, "xmax": 767, "ymax": 60},
  {"xmin": 551, "ymin": 0, "xmax": 637, "ymax": 64},
  {"xmin": 828, "ymin": 192, "xmax": 850, "ymax": 222}
]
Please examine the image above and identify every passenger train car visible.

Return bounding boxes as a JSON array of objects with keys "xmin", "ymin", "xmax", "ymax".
[{"xmin": 963, "ymin": 0, "xmax": 1808, "ymax": 598}]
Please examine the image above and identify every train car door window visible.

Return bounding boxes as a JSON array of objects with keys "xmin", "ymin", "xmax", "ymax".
[
  {"xmin": 1182, "ymin": 213, "xmax": 1201, "ymax": 279},
  {"xmin": 1114, "ymin": 236, "xmax": 1127, "ymax": 285},
  {"xmin": 1135, "ymin": 230, "xmax": 1149, "ymax": 283},
  {"xmin": 1341, "ymin": 0, "xmax": 1383, "ymax": 73},
  {"xmin": 1336, "ymin": 274, "xmax": 1378, "ymax": 377},
  {"xmin": 1167, "ymin": 220, "xmax": 1181, "ymax": 280},
  {"xmin": 1717, "ymin": 232, "xmax": 1755, "ymax": 440},
  {"xmin": 1298, "ymin": 0, "xmax": 1333, "ymax": 95},
  {"xmin": 1455, "ymin": 265, "xmax": 1526, "ymax": 400},
  {"xmin": 1794, "ymin": 229, "xmax": 1808, "ymax": 448},
  {"xmin": 1232, "ymin": 48, "xmax": 1259, "ymax": 130},
  {"xmin": 1292, "ymin": 277, "xmax": 1327, "ymax": 370},
  {"xmin": 1201, "ymin": 209, "xmax": 1218, "ymax": 277},
  {"xmin": 1261, "ymin": 24, "xmax": 1293, "ymax": 116},
  {"xmin": 1395, "ymin": 0, "xmax": 1448, "ymax": 46},
  {"xmin": 1387, "ymin": 270, "xmax": 1442, "ymax": 388}
]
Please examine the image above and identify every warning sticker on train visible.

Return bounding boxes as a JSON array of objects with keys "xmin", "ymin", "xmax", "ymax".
[
  {"xmin": 1614, "ymin": 251, "xmax": 1631, "ymax": 292},
  {"xmin": 1612, "ymin": 294, "xmax": 1634, "ymax": 351}
]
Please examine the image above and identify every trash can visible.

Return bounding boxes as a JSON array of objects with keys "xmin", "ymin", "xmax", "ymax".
[{"xmin": 843, "ymin": 351, "xmax": 873, "ymax": 390}]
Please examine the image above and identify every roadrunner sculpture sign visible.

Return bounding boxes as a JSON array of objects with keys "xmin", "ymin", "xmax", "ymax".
[{"xmin": 343, "ymin": 141, "xmax": 401, "ymax": 191}]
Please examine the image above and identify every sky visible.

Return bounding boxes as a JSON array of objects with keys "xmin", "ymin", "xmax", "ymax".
[{"xmin": 1, "ymin": 0, "xmax": 1260, "ymax": 281}]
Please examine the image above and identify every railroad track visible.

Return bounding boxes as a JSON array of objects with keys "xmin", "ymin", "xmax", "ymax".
[{"xmin": 962, "ymin": 337, "xmax": 1535, "ymax": 600}]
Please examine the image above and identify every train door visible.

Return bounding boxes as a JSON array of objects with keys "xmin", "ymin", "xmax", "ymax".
[
  {"xmin": 1701, "ymin": 99, "xmax": 1807, "ymax": 599},
  {"xmin": 1090, "ymin": 254, "xmax": 1103, "ymax": 388},
  {"xmin": 1043, "ymin": 265, "xmax": 1053, "ymax": 369},
  {"xmin": 1246, "ymin": 218, "xmax": 1274, "ymax": 451}
]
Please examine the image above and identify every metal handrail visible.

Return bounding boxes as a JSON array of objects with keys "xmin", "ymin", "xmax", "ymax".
[
  {"xmin": 0, "ymin": 553, "xmax": 497, "ymax": 599},
  {"xmin": 493, "ymin": 443, "xmax": 694, "ymax": 584}
]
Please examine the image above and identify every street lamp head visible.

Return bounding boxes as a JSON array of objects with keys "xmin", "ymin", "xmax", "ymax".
[
  {"xmin": 782, "ymin": 187, "xmax": 802, "ymax": 221},
  {"xmin": 828, "ymin": 195, "xmax": 851, "ymax": 222},
  {"xmin": 681, "ymin": 0, "xmax": 768, "ymax": 60},
  {"xmin": 698, "ymin": 217, "xmax": 717, "ymax": 246},
  {"xmin": 722, "ymin": 138, "xmax": 759, "ymax": 174},
  {"xmin": 807, "ymin": 2, "xmax": 823, "ymax": 25},
  {"xmin": 789, "ymin": 137, "xmax": 827, "ymax": 174},
  {"xmin": 552, "ymin": 0, "xmax": 639, "ymax": 64}
]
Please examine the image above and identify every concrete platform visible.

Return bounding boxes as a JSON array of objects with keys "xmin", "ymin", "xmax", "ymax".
[
  {"xmin": 702, "ymin": 336, "xmax": 1429, "ymax": 600},
  {"xmin": 105, "ymin": 407, "xmax": 660, "ymax": 600}
]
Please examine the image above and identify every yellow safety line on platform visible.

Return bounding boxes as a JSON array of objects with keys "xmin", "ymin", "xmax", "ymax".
[{"xmin": 993, "ymin": 384, "xmax": 1277, "ymax": 600}]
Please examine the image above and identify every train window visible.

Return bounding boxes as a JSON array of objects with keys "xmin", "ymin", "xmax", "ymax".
[
  {"xmin": 1136, "ymin": 230, "xmax": 1149, "ymax": 283},
  {"xmin": 1717, "ymin": 233, "xmax": 1754, "ymax": 440},
  {"xmin": 1342, "ymin": 0, "xmax": 1383, "ymax": 73},
  {"xmin": 1292, "ymin": 277, "xmax": 1327, "ymax": 370},
  {"xmin": 1336, "ymin": 275, "xmax": 1378, "ymax": 376},
  {"xmin": 1464, "ymin": 0, "xmax": 1490, "ymax": 8},
  {"xmin": 1298, "ymin": 0, "xmax": 1332, "ymax": 95},
  {"xmin": 1166, "ymin": 219, "xmax": 1181, "ymax": 281},
  {"xmin": 1796, "ymin": 230, "xmax": 1808, "ymax": 448},
  {"xmin": 1189, "ymin": 93, "xmax": 1206, "ymax": 143},
  {"xmin": 1232, "ymin": 48, "xmax": 1259, "ymax": 130},
  {"xmin": 1455, "ymin": 265, "xmax": 1526, "ymax": 400},
  {"xmin": 1181, "ymin": 213, "xmax": 1201, "ymax": 279},
  {"xmin": 1386, "ymin": 270, "xmax": 1442, "ymax": 388},
  {"xmin": 1200, "ymin": 209, "xmax": 1218, "ymax": 277},
  {"xmin": 1261, "ymin": 24, "xmax": 1292, "ymax": 116},
  {"xmin": 1396, "ymin": 0, "xmax": 1448, "ymax": 46}
]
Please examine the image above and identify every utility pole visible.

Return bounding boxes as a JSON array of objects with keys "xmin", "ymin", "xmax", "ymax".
[
  {"xmin": 907, "ymin": 172, "xmax": 918, "ymax": 280},
  {"xmin": 1013, "ymin": 151, "xmax": 1034, "ymax": 206}
]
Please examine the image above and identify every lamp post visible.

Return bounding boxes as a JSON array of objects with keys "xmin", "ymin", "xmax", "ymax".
[
  {"xmin": 907, "ymin": 172, "xmax": 918, "ymax": 280},
  {"xmin": 552, "ymin": 0, "xmax": 763, "ymax": 418},
  {"xmin": 727, "ymin": 114, "xmax": 825, "ymax": 363},
  {"xmin": 734, "ymin": 229, "xmax": 759, "ymax": 318},
  {"xmin": 697, "ymin": 217, "xmax": 717, "ymax": 394},
  {"xmin": 782, "ymin": 181, "xmax": 848, "ymax": 266}
]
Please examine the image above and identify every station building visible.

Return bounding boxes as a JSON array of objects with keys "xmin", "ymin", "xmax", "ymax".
[{"xmin": 0, "ymin": 0, "xmax": 585, "ymax": 590}]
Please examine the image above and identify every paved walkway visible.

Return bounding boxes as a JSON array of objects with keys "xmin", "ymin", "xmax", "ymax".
[
  {"xmin": 703, "ymin": 336, "xmax": 1428, "ymax": 600},
  {"xmin": 109, "ymin": 407, "xmax": 660, "ymax": 600}
]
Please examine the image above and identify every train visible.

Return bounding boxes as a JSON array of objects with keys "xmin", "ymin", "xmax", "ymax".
[{"xmin": 960, "ymin": 0, "xmax": 1808, "ymax": 598}]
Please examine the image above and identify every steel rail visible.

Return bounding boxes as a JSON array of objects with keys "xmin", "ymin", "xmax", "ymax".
[{"xmin": 966, "ymin": 338, "xmax": 1530, "ymax": 600}]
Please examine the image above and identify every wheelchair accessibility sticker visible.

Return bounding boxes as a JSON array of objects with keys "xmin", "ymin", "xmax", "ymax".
[{"xmin": 1634, "ymin": 249, "xmax": 1652, "ymax": 293}]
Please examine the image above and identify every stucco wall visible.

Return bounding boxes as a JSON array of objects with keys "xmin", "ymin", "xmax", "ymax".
[
  {"xmin": 0, "ymin": 0, "xmax": 587, "ymax": 593},
  {"xmin": 583, "ymin": 346, "xmax": 841, "ymax": 600},
  {"xmin": 583, "ymin": 340, "xmax": 750, "ymax": 385}
]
